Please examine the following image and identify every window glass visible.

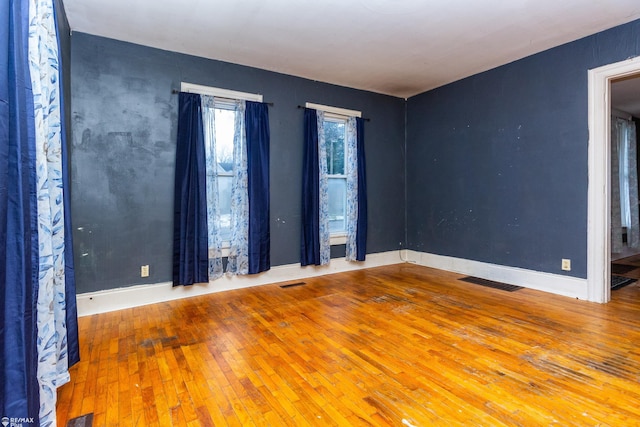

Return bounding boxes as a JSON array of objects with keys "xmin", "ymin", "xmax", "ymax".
[
  {"xmin": 214, "ymin": 107, "xmax": 235, "ymax": 242},
  {"xmin": 324, "ymin": 118, "xmax": 347, "ymax": 235},
  {"xmin": 324, "ymin": 120, "xmax": 345, "ymax": 175},
  {"xmin": 328, "ymin": 178, "xmax": 346, "ymax": 233}
]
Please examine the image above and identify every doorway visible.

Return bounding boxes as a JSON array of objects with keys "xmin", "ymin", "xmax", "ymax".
[
  {"xmin": 610, "ymin": 74, "xmax": 640, "ymax": 260},
  {"xmin": 610, "ymin": 75, "xmax": 640, "ymax": 288},
  {"xmin": 588, "ymin": 56, "xmax": 640, "ymax": 303}
]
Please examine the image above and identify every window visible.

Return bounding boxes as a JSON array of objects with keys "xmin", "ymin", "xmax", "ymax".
[
  {"xmin": 301, "ymin": 102, "xmax": 367, "ymax": 265},
  {"xmin": 324, "ymin": 117, "xmax": 348, "ymax": 236},
  {"xmin": 305, "ymin": 102, "xmax": 362, "ymax": 246},
  {"xmin": 212, "ymin": 104, "xmax": 236, "ymax": 244},
  {"xmin": 181, "ymin": 82, "xmax": 262, "ymax": 249},
  {"xmin": 174, "ymin": 83, "xmax": 271, "ymax": 283}
]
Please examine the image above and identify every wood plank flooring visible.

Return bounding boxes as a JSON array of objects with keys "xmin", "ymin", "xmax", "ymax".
[{"xmin": 56, "ymin": 264, "xmax": 640, "ymax": 426}]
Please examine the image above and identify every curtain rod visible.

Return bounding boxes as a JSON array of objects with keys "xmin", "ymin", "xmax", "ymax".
[
  {"xmin": 296, "ymin": 105, "xmax": 370, "ymax": 122},
  {"xmin": 171, "ymin": 89, "xmax": 273, "ymax": 106}
]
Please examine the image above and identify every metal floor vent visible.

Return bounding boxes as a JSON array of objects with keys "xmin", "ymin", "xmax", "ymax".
[
  {"xmin": 459, "ymin": 276, "xmax": 523, "ymax": 292},
  {"xmin": 280, "ymin": 281, "xmax": 306, "ymax": 288},
  {"xmin": 67, "ymin": 413, "xmax": 93, "ymax": 427},
  {"xmin": 611, "ymin": 275, "xmax": 636, "ymax": 290}
]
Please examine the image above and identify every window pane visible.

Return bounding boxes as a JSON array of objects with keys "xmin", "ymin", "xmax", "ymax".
[
  {"xmin": 215, "ymin": 106, "xmax": 235, "ymax": 244},
  {"xmin": 324, "ymin": 120, "xmax": 345, "ymax": 175},
  {"xmin": 217, "ymin": 175, "xmax": 232, "ymax": 242},
  {"xmin": 328, "ymin": 178, "xmax": 346, "ymax": 233},
  {"xmin": 215, "ymin": 108, "xmax": 235, "ymax": 173}
]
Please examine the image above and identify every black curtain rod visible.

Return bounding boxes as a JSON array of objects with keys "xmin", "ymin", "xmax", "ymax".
[
  {"xmin": 172, "ymin": 89, "xmax": 273, "ymax": 106},
  {"xmin": 296, "ymin": 105, "xmax": 370, "ymax": 122}
]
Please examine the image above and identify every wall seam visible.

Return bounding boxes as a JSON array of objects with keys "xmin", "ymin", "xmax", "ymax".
[{"xmin": 404, "ymin": 99, "xmax": 408, "ymax": 250}]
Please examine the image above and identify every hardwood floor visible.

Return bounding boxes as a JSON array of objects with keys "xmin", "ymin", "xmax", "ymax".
[{"xmin": 57, "ymin": 264, "xmax": 640, "ymax": 426}]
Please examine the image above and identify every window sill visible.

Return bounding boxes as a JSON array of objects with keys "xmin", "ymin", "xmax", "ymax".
[
  {"xmin": 221, "ymin": 237, "xmax": 345, "ymax": 255},
  {"xmin": 330, "ymin": 234, "xmax": 347, "ymax": 245}
]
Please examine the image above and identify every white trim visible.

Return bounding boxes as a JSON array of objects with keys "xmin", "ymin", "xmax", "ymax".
[
  {"xmin": 76, "ymin": 250, "xmax": 405, "ymax": 316},
  {"xmin": 77, "ymin": 249, "xmax": 591, "ymax": 317},
  {"xmin": 587, "ymin": 56, "xmax": 640, "ymax": 303},
  {"xmin": 408, "ymin": 250, "xmax": 588, "ymax": 299},
  {"xmin": 330, "ymin": 234, "xmax": 347, "ymax": 245},
  {"xmin": 305, "ymin": 102, "xmax": 362, "ymax": 118},
  {"xmin": 180, "ymin": 82, "xmax": 263, "ymax": 102},
  {"xmin": 324, "ymin": 115, "xmax": 348, "ymax": 124}
]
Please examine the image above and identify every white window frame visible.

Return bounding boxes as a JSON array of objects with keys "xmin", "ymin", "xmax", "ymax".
[
  {"xmin": 181, "ymin": 82, "xmax": 263, "ymax": 102},
  {"xmin": 306, "ymin": 102, "xmax": 361, "ymax": 246},
  {"xmin": 306, "ymin": 102, "xmax": 361, "ymax": 118},
  {"xmin": 325, "ymin": 115, "xmax": 348, "ymax": 245},
  {"xmin": 212, "ymin": 103, "xmax": 236, "ymax": 252}
]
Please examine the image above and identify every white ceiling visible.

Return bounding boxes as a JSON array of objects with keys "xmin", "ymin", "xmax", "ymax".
[{"xmin": 63, "ymin": 0, "xmax": 640, "ymax": 99}]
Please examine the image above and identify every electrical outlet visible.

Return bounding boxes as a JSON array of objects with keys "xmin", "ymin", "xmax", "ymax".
[
  {"xmin": 141, "ymin": 265, "xmax": 150, "ymax": 277},
  {"xmin": 561, "ymin": 259, "xmax": 571, "ymax": 271}
]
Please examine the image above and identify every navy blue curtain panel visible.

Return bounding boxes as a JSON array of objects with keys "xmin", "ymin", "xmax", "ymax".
[
  {"xmin": 300, "ymin": 108, "xmax": 322, "ymax": 266},
  {"xmin": 1, "ymin": 0, "xmax": 42, "ymax": 422},
  {"xmin": 356, "ymin": 117, "xmax": 368, "ymax": 261},
  {"xmin": 245, "ymin": 101, "xmax": 271, "ymax": 274},
  {"xmin": 173, "ymin": 92, "xmax": 209, "ymax": 286},
  {"xmin": 53, "ymin": 1, "xmax": 80, "ymax": 367}
]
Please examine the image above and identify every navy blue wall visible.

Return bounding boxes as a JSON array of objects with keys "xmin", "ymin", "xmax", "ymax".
[
  {"xmin": 406, "ymin": 19, "xmax": 640, "ymax": 279},
  {"xmin": 70, "ymin": 33, "xmax": 405, "ymax": 293}
]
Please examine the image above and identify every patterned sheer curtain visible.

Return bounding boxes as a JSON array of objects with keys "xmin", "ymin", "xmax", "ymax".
[
  {"xmin": 344, "ymin": 117, "xmax": 359, "ymax": 261},
  {"xmin": 316, "ymin": 110, "xmax": 331, "ymax": 265},
  {"xmin": 227, "ymin": 101, "xmax": 249, "ymax": 274},
  {"xmin": 611, "ymin": 117, "xmax": 639, "ymax": 253},
  {"xmin": 201, "ymin": 95, "xmax": 224, "ymax": 279}
]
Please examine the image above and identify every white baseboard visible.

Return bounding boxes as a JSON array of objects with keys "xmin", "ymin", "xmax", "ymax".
[
  {"xmin": 405, "ymin": 250, "xmax": 589, "ymax": 300},
  {"xmin": 77, "ymin": 250, "xmax": 406, "ymax": 316},
  {"xmin": 77, "ymin": 249, "xmax": 591, "ymax": 316}
]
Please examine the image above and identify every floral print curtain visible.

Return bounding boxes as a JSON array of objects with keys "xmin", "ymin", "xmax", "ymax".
[
  {"xmin": 202, "ymin": 95, "xmax": 224, "ymax": 279},
  {"xmin": 227, "ymin": 100, "xmax": 249, "ymax": 274},
  {"xmin": 344, "ymin": 117, "xmax": 359, "ymax": 261},
  {"xmin": 611, "ymin": 117, "xmax": 639, "ymax": 253},
  {"xmin": 316, "ymin": 110, "xmax": 331, "ymax": 265}
]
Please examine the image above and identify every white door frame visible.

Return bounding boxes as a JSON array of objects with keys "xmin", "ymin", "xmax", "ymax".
[{"xmin": 587, "ymin": 56, "xmax": 640, "ymax": 303}]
